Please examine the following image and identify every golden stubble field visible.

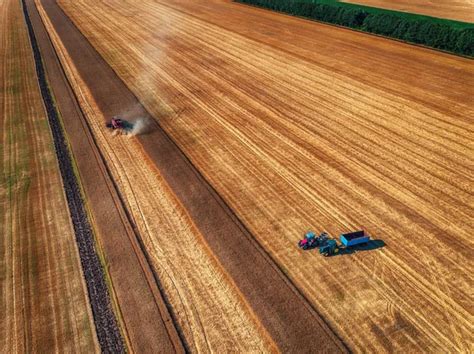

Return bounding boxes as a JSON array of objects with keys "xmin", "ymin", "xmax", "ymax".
[
  {"xmin": 58, "ymin": 0, "xmax": 473, "ymax": 352},
  {"xmin": 343, "ymin": 0, "xmax": 474, "ymax": 23},
  {"xmin": 34, "ymin": 1, "xmax": 274, "ymax": 351},
  {"xmin": 0, "ymin": 0, "xmax": 97, "ymax": 351}
]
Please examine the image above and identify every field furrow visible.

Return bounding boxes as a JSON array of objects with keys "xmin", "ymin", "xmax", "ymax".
[{"xmin": 58, "ymin": 0, "xmax": 473, "ymax": 352}]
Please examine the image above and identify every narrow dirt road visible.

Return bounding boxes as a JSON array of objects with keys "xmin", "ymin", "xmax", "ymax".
[
  {"xmin": 58, "ymin": 0, "xmax": 474, "ymax": 352},
  {"xmin": 0, "ymin": 0, "xmax": 97, "ymax": 351}
]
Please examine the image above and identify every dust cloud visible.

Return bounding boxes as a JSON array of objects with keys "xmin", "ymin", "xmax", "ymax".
[{"xmin": 129, "ymin": 117, "xmax": 151, "ymax": 136}]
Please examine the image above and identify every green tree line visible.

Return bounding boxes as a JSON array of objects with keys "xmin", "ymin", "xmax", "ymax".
[{"xmin": 236, "ymin": 0, "xmax": 474, "ymax": 56}]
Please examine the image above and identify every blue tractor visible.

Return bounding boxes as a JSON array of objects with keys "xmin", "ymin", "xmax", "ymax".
[
  {"xmin": 319, "ymin": 239, "xmax": 340, "ymax": 256},
  {"xmin": 319, "ymin": 230, "xmax": 370, "ymax": 256}
]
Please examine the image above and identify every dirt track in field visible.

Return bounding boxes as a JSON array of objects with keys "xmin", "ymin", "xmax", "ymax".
[
  {"xmin": 33, "ymin": 0, "xmax": 347, "ymax": 352},
  {"xmin": 342, "ymin": 0, "xmax": 474, "ymax": 23},
  {"xmin": 0, "ymin": 0, "xmax": 98, "ymax": 351},
  {"xmin": 58, "ymin": 0, "xmax": 474, "ymax": 352}
]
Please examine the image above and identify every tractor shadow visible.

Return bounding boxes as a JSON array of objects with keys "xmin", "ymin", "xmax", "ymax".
[{"xmin": 336, "ymin": 239, "xmax": 386, "ymax": 256}]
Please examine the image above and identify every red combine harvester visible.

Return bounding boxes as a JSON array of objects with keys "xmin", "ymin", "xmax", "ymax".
[{"xmin": 106, "ymin": 116, "xmax": 133, "ymax": 134}]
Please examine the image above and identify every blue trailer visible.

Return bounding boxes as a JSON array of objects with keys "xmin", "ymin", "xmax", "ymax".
[
  {"xmin": 340, "ymin": 230, "xmax": 370, "ymax": 247},
  {"xmin": 318, "ymin": 230, "xmax": 370, "ymax": 256}
]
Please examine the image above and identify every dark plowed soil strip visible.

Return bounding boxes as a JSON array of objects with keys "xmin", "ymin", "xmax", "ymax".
[
  {"xmin": 39, "ymin": 0, "xmax": 348, "ymax": 351},
  {"xmin": 24, "ymin": 0, "xmax": 185, "ymax": 352},
  {"xmin": 21, "ymin": 1, "xmax": 124, "ymax": 352}
]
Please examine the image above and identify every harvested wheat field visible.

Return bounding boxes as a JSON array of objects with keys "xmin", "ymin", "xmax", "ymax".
[
  {"xmin": 0, "ymin": 0, "xmax": 98, "ymax": 351},
  {"xmin": 342, "ymin": 0, "xmax": 474, "ymax": 23},
  {"xmin": 6, "ymin": 0, "xmax": 473, "ymax": 352},
  {"xmin": 55, "ymin": 0, "xmax": 473, "ymax": 352},
  {"xmin": 32, "ymin": 0, "xmax": 288, "ymax": 351},
  {"xmin": 36, "ymin": 26, "xmax": 275, "ymax": 351},
  {"xmin": 61, "ymin": 92, "xmax": 276, "ymax": 353}
]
